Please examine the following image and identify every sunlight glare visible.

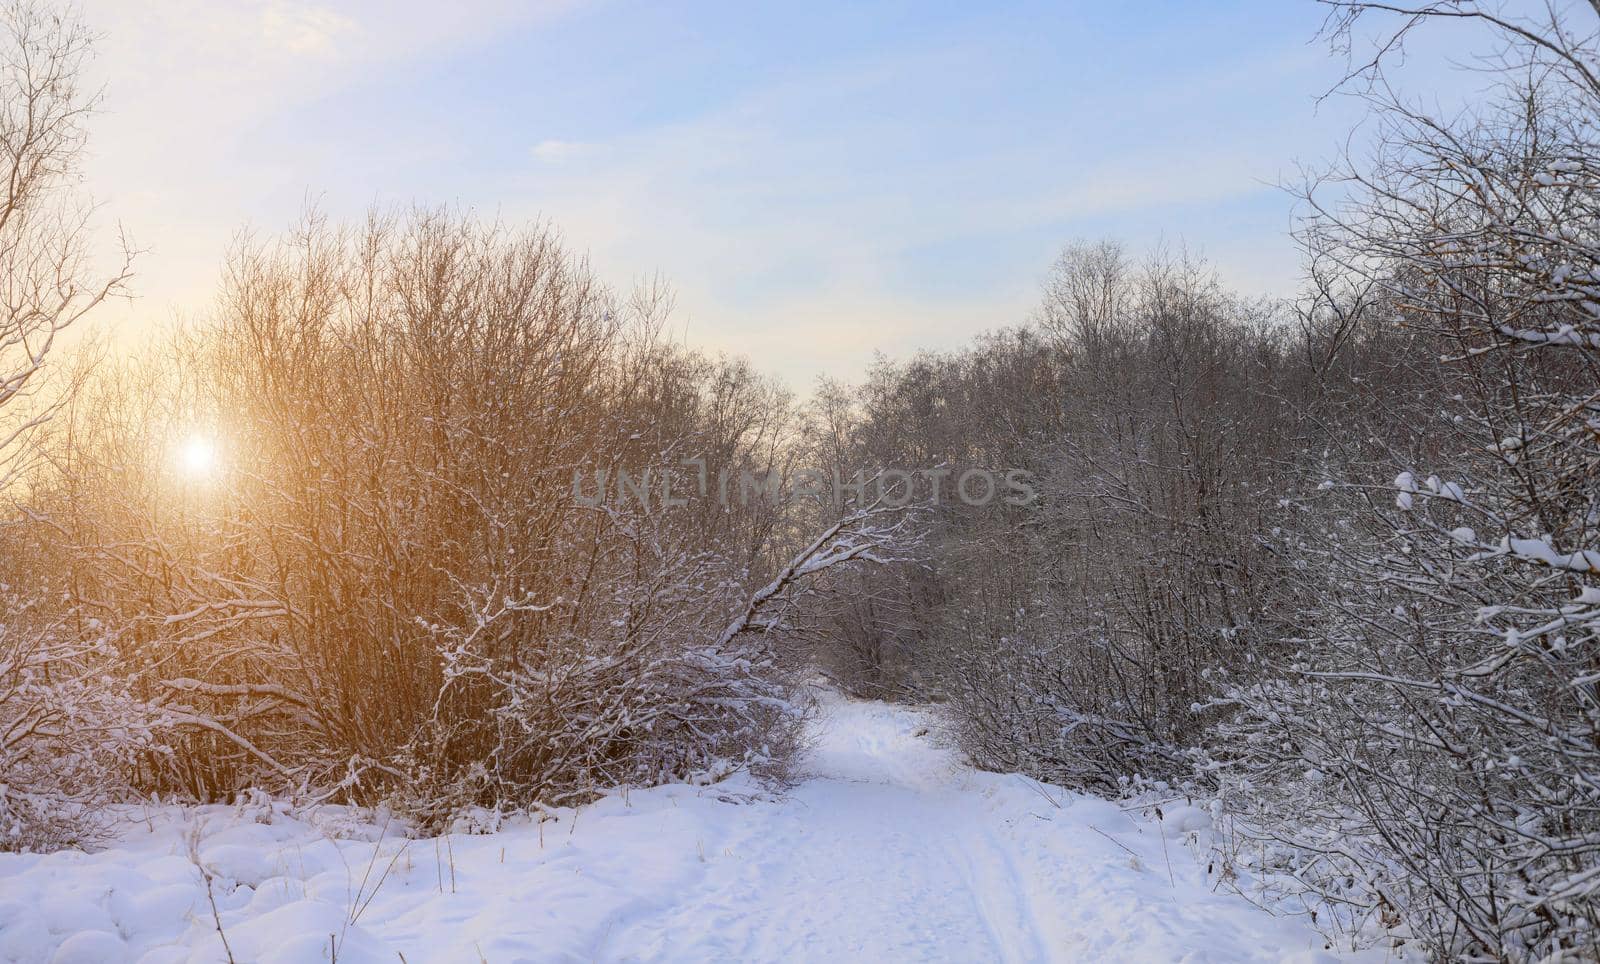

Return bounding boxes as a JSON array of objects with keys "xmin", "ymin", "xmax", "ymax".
[{"xmin": 178, "ymin": 436, "xmax": 216, "ymax": 478}]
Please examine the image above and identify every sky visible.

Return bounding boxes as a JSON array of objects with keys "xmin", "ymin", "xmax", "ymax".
[{"xmin": 75, "ymin": 0, "xmax": 1478, "ymax": 388}]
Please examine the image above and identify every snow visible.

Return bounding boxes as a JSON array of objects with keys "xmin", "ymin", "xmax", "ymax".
[
  {"xmin": 1506, "ymin": 535, "xmax": 1600, "ymax": 574},
  {"xmin": 1, "ymin": 692, "xmax": 1365, "ymax": 962}
]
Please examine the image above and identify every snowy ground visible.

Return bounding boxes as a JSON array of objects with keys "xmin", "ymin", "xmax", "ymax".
[{"xmin": 0, "ymin": 692, "xmax": 1366, "ymax": 963}]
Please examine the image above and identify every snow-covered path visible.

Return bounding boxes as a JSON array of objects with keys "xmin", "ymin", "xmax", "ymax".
[
  {"xmin": 600, "ymin": 698, "xmax": 1066, "ymax": 961},
  {"xmin": 0, "ymin": 694, "xmax": 1360, "ymax": 963},
  {"xmin": 601, "ymin": 696, "xmax": 1345, "ymax": 963}
]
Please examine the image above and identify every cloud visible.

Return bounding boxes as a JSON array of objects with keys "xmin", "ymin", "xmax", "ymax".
[
  {"xmin": 530, "ymin": 139, "xmax": 591, "ymax": 163},
  {"xmin": 70, "ymin": 2, "xmax": 1336, "ymax": 387},
  {"xmin": 669, "ymin": 282, "xmax": 1036, "ymax": 388},
  {"xmin": 84, "ymin": 0, "xmax": 575, "ymax": 111},
  {"xmin": 75, "ymin": 0, "xmax": 580, "ymax": 347},
  {"xmin": 484, "ymin": 46, "xmax": 1300, "ymax": 385},
  {"xmin": 260, "ymin": 3, "xmax": 356, "ymax": 58}
]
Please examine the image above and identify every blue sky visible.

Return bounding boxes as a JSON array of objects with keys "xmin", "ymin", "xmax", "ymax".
[{"xmin": 79, "ymin": 0, "xmax": 1476, "ymax": 387}]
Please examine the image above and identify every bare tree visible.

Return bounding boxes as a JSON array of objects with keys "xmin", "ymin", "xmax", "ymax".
[
  {"xmin": 0, "ymin": 0, "xmax": 133, "ymax": 851},
  {"xmin": 1207, "ymin": 3, "xmax": 1600, "ymax": 958},
  {"xmin": 28, "ymin": 206, "xmax": 920, "ymax": 829},
  {"xmin": 0, "ymin": 0, "xmax": 129, "ymax": 488}
]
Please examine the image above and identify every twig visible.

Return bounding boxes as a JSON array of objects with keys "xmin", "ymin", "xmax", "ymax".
[
  {"xmin": 1154, "ymin": 807, "xmax": 1176, "ymax": 888},
  {"xmin": 445, "ymin": 833, "xmax": 457, "ymax": 894},
  {"xmin": 186, "ymin": 824, "xmax": 237, "ymax": 964},
  {"xmin": 1087, "ymin": 824, "xmax": 1140, "ymax": 859}
]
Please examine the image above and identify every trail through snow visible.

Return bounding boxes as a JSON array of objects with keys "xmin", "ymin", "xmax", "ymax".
[{"xmin": 0, "ymin": 692, "xmax": 1367, "ymax": 962}]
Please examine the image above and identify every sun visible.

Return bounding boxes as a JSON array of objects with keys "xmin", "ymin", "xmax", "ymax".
[{"xmin": 178, "ymin": 436, "xmax": 216, "ymax": 478}]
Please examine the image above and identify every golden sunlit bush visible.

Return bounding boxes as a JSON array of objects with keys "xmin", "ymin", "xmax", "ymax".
[
  {"xmin": 25, "ymin": 209, "xmax": 902, "ymax": 825},
  {"xmin": 0, "ymin": 0, "xmax": 134, "ymax": 851}
]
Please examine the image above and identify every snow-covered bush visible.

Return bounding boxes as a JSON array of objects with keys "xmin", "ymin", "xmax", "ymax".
[
  {"xmin": 1208, "ymin": 4, "xmax": 1600, "ymax": 957},
  {"xmin": 812, "ymin": 249, "xmax": 1313, "ymax": 791},
  {"xmin": 0, "ymin": 0, "xmax": 133, "ymax": 851},
  {"xmin": 28, "ymin": 210, "xmax": 912, "ymax": 829},
  {"xmin": 0, "ymin": 572, "xmax": 149, "ymax": 852}
]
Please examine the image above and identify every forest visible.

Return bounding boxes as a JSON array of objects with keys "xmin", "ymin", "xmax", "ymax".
[{"xmin": 2, "ymin": 1, "xmax": 1599, "ymax": 961}]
